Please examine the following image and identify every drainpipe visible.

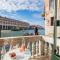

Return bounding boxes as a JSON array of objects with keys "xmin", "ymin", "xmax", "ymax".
[
  {"xmin": 53, "ymin": 0, "xmax": 57, "ymax": 55},
  {"xmin": 52, "ymin": 0, "xmax": 57, "ymax": 59}
]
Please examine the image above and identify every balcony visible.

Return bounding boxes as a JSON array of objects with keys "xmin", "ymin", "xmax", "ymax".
[{"xmin": 0, "ymin": 35, "xmax": 60, "ymax": 60}]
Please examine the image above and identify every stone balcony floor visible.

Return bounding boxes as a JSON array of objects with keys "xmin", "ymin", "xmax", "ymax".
[{"xmin": 29, "ymin": 55, "xmax": 51, "ymax": 60}]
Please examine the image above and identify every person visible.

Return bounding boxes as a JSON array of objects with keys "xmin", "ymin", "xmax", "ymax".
[{"xmin": 34, "ymin": 27, "xmax": 38, "ymax": 35}]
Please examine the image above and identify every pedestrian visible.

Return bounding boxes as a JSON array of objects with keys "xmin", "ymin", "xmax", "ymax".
[{"xmin": 34, "ymin": 27, "xmax": 38, "ymax": 35}]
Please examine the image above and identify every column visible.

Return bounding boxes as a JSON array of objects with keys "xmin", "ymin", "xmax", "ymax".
[
  {"xmin": 6, "ymin": 26, "xmax": 8, "ymax": 30},
  {"xmin": 2, "ymin": 25, "xmax": 3, "ymax": 30},
  {"xmin": 5, "ymin": 25, "xmax": 6, "ymax": 30}
]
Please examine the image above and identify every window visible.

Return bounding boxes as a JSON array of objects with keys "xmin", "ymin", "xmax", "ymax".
[
  {"xmin": 56, "ymin": 20, "xmax": 60, "ymax": 26},
  {"xmin": 49, "ymin": 0, "xmax": 54, "ymax": 9},
  {"xmin": 51, "ymin": 17, "xmax": 54, "ymax": 26}
]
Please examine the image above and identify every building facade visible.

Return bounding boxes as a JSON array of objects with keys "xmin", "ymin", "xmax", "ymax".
[
  {"xmin": 44, "ymin": 0, "xmax": 51, "ymax": 36},
  {"xmin": 0, "ymin": 16, "xmax": 29, "ymax": 30},
  {"xmin": 45, "ymin": 0, "xmax": 60, "ymax": 37}
]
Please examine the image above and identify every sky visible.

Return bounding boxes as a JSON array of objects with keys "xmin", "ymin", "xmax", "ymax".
[{"xmin": 0, "ymin": 0, "xmax": 44, "ymax": 27}]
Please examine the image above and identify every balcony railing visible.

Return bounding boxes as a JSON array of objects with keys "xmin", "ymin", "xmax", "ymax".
[{"xmin": 0, "ymin": 35, "xmax": 60, "ymax": 60}]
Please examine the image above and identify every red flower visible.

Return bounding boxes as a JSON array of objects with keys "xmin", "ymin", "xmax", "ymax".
[{"xmin": 9, "ymin": 52, "xmax": 16, "ymax": 58}]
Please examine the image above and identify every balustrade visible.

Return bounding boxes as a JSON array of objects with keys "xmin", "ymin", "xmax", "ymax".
[{"xmin": 0, "ymin": 35, "xmax": 54, "ymax": 60}]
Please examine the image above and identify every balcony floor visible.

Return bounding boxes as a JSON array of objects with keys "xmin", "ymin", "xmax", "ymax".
[{"xmin": 29, "ymin": 55, "xmax": 51, "ymax": 60}]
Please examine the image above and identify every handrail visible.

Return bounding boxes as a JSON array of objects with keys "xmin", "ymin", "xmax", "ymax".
[{"xmin": 0, "ymin": 35, "xmax": 42, "ymax": 46}]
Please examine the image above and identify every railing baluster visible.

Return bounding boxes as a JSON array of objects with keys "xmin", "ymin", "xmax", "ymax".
[
  {"xmin": 45, "ymin": 42, "xmax": 47, "ymax": 56},
  {"xmin": 47, "ymin": 43, "xmax": 49, "ymax": 55},
  {"xmin": 35, "ymin": 41, "xmax": 39, "ymax": 56},
  {"xmin": 41, "ymin": 41, "xmax": 45, "ymax": 55},
  {"xmin": 1, "ymin": 46, "xmax": 6, "ymax": 60},
  {"xmin": 31, "ymin": 42, "xmax": 35, "ymax": 58},
  {"xmin": 59, "ymin": 46, "xmax": 60, "ymax": 55},
  {"xmin": 49, "ymin": 44, "xmax": 52, "ymax": 55},
  {"xmin": 39, "ymin": 40, "xmax": 41, "ymax": 56},
  {"xmin": 44, "ymin": 42, "xmax": 49, "ymax": 56}
]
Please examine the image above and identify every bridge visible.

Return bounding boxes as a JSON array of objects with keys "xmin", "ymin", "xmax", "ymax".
[{"xmin": 0, "ymin": 35, "xmax": 60, "ymax": 60}]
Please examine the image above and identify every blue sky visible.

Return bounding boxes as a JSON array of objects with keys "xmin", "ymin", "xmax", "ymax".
[{"xmin": 0, "ymin": 0, "xmax": 44, "ymax": 27}]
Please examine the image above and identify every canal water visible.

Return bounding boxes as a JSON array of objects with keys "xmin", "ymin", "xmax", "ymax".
[{"xmin": 1, "ymin": 29, "xmax": 45, "ymax": 37}]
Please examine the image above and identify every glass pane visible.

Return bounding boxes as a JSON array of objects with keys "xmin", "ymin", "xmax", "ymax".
[{"xmin": 56, "ymin": 20, "xmax": 60, "ymax": 26}]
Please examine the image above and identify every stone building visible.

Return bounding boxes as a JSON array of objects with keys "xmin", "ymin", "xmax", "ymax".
[
  {"xmin": 0, "ymin": 16, "xmax": 29, "ymax": 30},
  {"xmin": 45, "ymin": 0, "xmax": 60, "ymax": 37}
]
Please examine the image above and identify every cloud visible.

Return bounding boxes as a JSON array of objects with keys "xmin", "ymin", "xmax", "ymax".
[
  {"xmin": 0, "ymin": 0, "xmax": 44, "ymax": 12},
  {"xmin": 32, "ymin": 13, "xmax": 44, "ymax": 19},
  {"xmin": 20, "ymin": 19, "xmax": 33, "ymax": 25},
  {"xmin": 0, "ymin": 10, "xmax": 32, "ymax": 24}
]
